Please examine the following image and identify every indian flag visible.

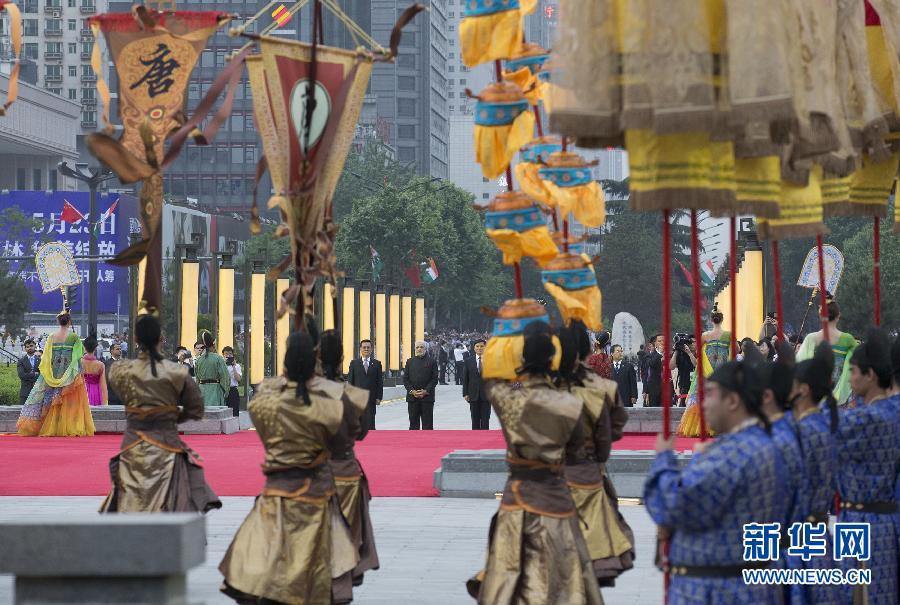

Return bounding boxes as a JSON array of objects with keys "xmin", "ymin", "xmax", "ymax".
[
  {"xmin": 700, "ymin": 259, "xmax": 716, "ymax": 287},
  {"xmin": 272, "ymin": 4, "xmax": 292, "ymax": 27},
  {"xmin": 422, "ymin": 257, "xmax": 439, "ymax": 284},
  {"xmin": 370, "ymin": 245, "xmax": 383, "ymax": 281}
]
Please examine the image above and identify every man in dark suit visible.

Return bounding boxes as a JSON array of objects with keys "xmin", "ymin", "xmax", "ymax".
[
  {"xmin": 462, "ymin": 339, "xmax": 490, "ymax": 429},
  {"xmin": 17, "ymin": 338, "xmax": 40, "ymax": 405},
  {"xmin": 610, "ymin": 344, "xmax": 638, "ymax": 407},
  {"xmin": 104, "ymin": 342, "xmax": 124, "ymax": 405},
  {"xmin": 347, "ymin": 339, "xmax": 383, "ymax": 431},
  {"xmin": 643, "ymin": 334, "xmax": 664, "ymax": 407},
  {"xmin": 403, "ymin": 340, "xmax": 439, "ymax": 430}
]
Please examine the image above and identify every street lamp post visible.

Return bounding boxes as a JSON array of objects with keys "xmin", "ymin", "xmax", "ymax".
[{"xmin": 58, "ymin": 162, "xmax": 115, "ymax": 335}]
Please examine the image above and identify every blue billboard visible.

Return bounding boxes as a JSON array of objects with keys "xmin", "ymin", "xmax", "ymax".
[{"xmin": 1, "ymin": 191, "xmax": 140, "ymax": 314}]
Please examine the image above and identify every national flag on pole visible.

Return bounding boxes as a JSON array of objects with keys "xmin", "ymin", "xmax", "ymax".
[
  {"xmin": 60, "ymin": 199, "xmax": 85, "ymax": 224},
  {"xmin": 676, "ymin": 259, "xmax": 694, "ymax": 286},
  {"xmin": 421, "ymin": 257, "xmax": 439, "ymax": 283},
  {"xmin": 99, "ymin": 199, "xmax": 118, "ymax": 224},
  {"xmin": 677, "ymin": 259, "xmax": 709, "ymax": 311},
  {"xmin": 91, "ymin": 199, "xmax": 119, "ymax": 235},
  {"xmin": 403, "ymin": 263, "xmax": 422, "ymax": 288},
  {"xmin": 272, "ymin": 4, "xmax": 292, "ymax": 27},
  {"xmin": 370, "ymin": 245, "xmax": 383, "ymax": 281},
  {"xmin": 700, "ymin": 259, "xmax": 716, "ymax": 287}
]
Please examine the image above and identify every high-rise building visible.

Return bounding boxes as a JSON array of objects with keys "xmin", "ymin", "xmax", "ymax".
[
  {"xmin": 102, "ymin": 1, "xmax": 269, "ymax": 209},
  {"xmin": 1, "ymin": 0, "xmax": 109, "ymax": 178},
  {"xmin": 370, "ymin": 0, "xmax": 448, "ymax": 178},
  {"xmin": 445, "ymin": 1, "xmax": 498, "ymax": 202}
]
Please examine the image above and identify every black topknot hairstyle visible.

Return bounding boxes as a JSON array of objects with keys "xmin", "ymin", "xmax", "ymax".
[
  {"xmin": 795, "ymin": 341, "xmax": 837, "ymax": 432},
  {"xmin": 757, "ymin": 341, "xmax": 795, "ymax": 412},
  {"xmin": 850, "ymin": 327, "xmax": 892, "ymax": 389},
  {"xmin": 708, "ymin": 359, "xmax": 770, "ymax": 432}
]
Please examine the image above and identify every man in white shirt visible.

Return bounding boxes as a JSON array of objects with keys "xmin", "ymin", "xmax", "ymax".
[
  {"xmin": 222, "ymin": 346, "xmax": 242, "ymax": 417},
  {"xmin": 453, "ymin": 343, "xmax": 466, "ymax": 385}
]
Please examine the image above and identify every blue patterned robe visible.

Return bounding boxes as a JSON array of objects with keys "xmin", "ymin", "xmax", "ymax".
[
  {"xmin": 770, "ymin": 413, "xmax": 808, "ymax": 604},
  {"xmin": 645, "ymin": 422, "xmax": 787, "ymax": 604},
  {"xmin": 836, "ymin": 396, "xmax": 899, "ymax": 605},
  {"xmin": 791, "ymin": 407, "xmax": 842, "ymax": 605}
]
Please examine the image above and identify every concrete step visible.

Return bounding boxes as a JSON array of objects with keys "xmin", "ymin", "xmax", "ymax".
[
  {"xmin": 0, "ymin": 405, "xmax": 238, "ymax": 434},
  {"xmin": 433, "ymin": 448, "xmax": 692, "ymax": 499}
]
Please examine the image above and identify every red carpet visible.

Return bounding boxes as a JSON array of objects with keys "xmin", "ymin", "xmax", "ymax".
[{"xmin": 0, "ymin": 431, "xmax": 699, "ymax": 497}]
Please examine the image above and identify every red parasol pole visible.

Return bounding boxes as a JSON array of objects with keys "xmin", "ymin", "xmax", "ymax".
[
  {"xmin": 771, "ymin": 241, "xmax": 785, "ymax": 343},
  {"xmin": 661, "ymin": 209, "xmax": 673, "ymax": 597},
  {"xmin": 662, "ymin": 210, "xmax": 673, "ymax": 436},
  {"xmin": 874, "ymin": 216, "xmax": 881, "ymax": 326},
  {"xmin": 729, "ymin": 217, "xmax": 738, "ymax": 357},
  {"xmin": 816, "ymin": 235, "xmax": 830, "ymax": 342},
  {"xmin": 690, "ymin": 211, "xmax": 709, "ymax": 440}
]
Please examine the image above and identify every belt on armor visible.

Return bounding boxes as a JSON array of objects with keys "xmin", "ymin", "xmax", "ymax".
[
  {"xmin": 840, "ymin": 500, "xmax": 897, "ymax": 514},
  {"xmin": 669, "ymin": 561, "xmax": 770, "ymax": 578},
  {"xmin": 330, "ymin": 450, "xmax": 356, "ymax": 461},
  {"xmin": 506, "ymin": 455, "xmax": 563, "ymax": 482},
  {"xmin": 199, "ymin": 379, "xmax": 220, "ymax": 384},
  {"xmin": 127, "ymin": 418, "xmax": 178, "ymax": 432}
]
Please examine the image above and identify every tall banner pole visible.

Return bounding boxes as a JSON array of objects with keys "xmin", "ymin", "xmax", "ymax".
[{"xmin": 690, "ymin": 211, "xmax": 708, "ymax": 440}]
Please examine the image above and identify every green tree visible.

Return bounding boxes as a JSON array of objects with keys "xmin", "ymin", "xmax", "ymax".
[
  {"xmin": 596, "ymin": 181, "xmax": 693, "ymax": 336},
  {"xmin": 332, "ymin": 142, "xmax": 417, "ymax": 220},
  {"xmin": 0, "ymin": 208, "xmax": 53, "ymax": 337},
  {"xmin": 833, "ymin": 225, "xmax": 900, "ymax": 335},
  {"xmin": 762, "ymin": 216, "xmax": 871, "ymax": 335},
  {"xmin": 335, "ymin": 178, "xmax": 509, "ymax": 329}
]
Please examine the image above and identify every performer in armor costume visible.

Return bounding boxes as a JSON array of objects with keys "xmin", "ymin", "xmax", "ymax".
[
  {"xmin": 836, "ymin": 328, "xmax": 898, "ymax": 605},
  {"xmin": 644, "ymin": 359, "xmax": 787, "ymax": 605},
  {"xmin": 468, "ymin": 321, "xmax": 603, "ymax": 605},
  {"xmin": 678, "ymin": 304, "xmax": 732, "ymax": 437},
  {"xmin": 753, "ymin": 344, "xmax": 813, "ymax": 604},
  {"xmin": 319, "ymin": 330, "xmax": 380, "ymax": 589},
  {"xmin": 789, "ymin": 342, "xmax": 843, "ymax": 605},
  {"xmin": 100, "ymin": 315, "xmax": 220, "ymax": 513},
  {"xmin": 220, "ymin": 329, "xmax": 359, "ymax": 605},
  {"xmin": 557, "ymin": 321, "xmax": 634, "ymax": 587}
]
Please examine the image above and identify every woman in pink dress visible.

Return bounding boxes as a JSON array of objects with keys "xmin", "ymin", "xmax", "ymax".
[{"xmin": 81, "ymin": 335, "xmax": 108, "ymax": 407}]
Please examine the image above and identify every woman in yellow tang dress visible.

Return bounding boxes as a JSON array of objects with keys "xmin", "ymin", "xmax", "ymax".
[
  {"xmin": 16, "ymin": 312, "xmax": 95, "ymax": 437},
  {"xmin": 220, "ymin": 330, "xmax": 359, "ymax": 605},
  {"xmin": 467, "ymin": 320, "xmax": 603, "ymax": 605},
  {"xmin": 677, "ymin": 304, "xmax": 732, "ymax": 437},
  {"xmin": 557, "ymin": 321, "xmax": 635, "ymax": 588}
]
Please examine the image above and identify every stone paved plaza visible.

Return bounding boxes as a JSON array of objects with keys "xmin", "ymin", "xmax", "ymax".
[
  {"xmin": 0, "ymin": 496, "xmax": 663, "ymax": 604},
  {"xmin": 1, "ymin": 384, "xmax": 662, "ymax": 604}
]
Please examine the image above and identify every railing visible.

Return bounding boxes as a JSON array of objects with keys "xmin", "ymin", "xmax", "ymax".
[
  {"xmin": 44, "ymin": 73, "xmax": 63, "ymax": 82},
  {"xmin": 80, "ymin": 52, "xmax": 91, "ymax": 61},
  {"xmin": 81, "ymin": 73, "xmax": 97, "ymax": 82},
  {"xmin": 44, "ymin": 51, "xmax": 63, "ymax": 61},
  {"xmin": 80, "ymin": 3, "xmax": 96, "ymax": 14},
  {"xmin": 81, "ymin": 120, "xmax": 97, "ymax": 129},
  {"xmin": 82, "ymin": 97, "xmax": 96, "ymax": 107},
  {"xmin": 80, "ymin": 30, "xmax": 93, "ymax": 40},
  {"xmin": 44, "ymin": 28, "xmax": 64, "ymax": 37}
]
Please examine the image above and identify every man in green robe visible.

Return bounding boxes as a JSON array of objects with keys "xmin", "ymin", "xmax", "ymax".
[{"xmin": 194, "ymin": 331, "xmax": 230, "ymax": 407}]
